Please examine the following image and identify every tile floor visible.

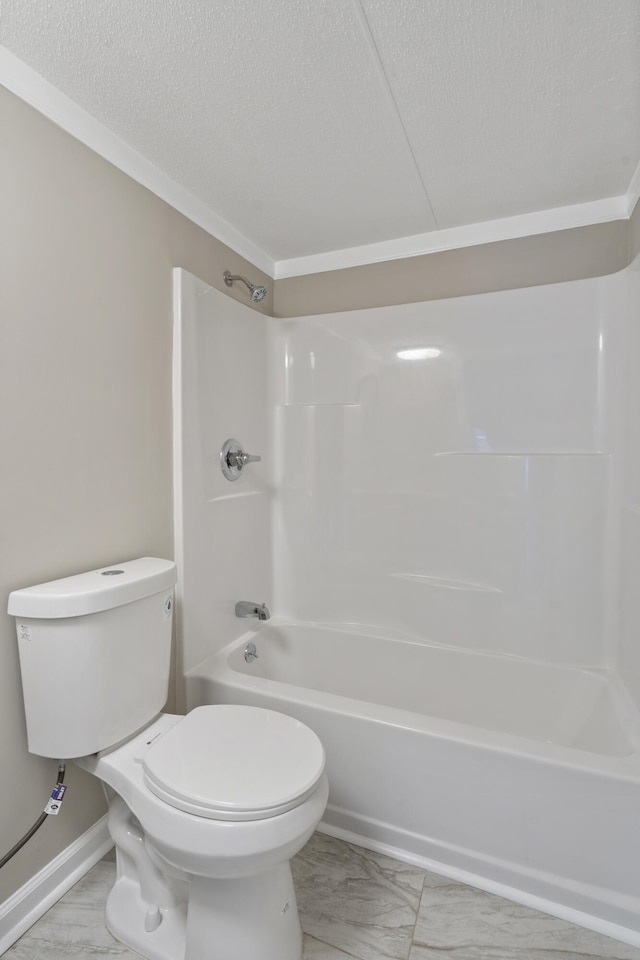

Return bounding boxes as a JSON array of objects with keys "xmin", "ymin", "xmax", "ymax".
[{"xmin": 5, "ymin": 832, "xmax": 640, "ymax": 960}]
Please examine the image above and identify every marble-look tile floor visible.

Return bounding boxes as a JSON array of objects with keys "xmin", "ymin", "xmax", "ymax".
[{"xmin": 6, "ymin": 832, "xmax": 640, "ymax": 960}]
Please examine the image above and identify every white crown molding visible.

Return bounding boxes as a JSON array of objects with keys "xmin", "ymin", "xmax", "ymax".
[
  {"xmin": 0, "ymin": 46, "xmax": 275, "ymax": 278},
  {"xmin": 2, "ymin": 46, "xmax": 638, "ymax": 283},
  {"xmin": 273, "ymin": 195, "xmax": 629, "ymax": 278}
]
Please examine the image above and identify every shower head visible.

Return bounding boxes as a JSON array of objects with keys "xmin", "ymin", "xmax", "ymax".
[
  {"xmin": 250, "ymin": 285, "xmax": 268, "ymax": 304},
  {"xmin": 223, "ymin": 271, "xmax": 268, "ymax": 304}
]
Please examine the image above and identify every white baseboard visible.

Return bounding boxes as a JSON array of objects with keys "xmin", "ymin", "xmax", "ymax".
[
  {"xmin": 0, "ymin": 815, "xmax": 112, "ymax": 954},
  {"xmin": 3, "ymin": 809, "xmax": 639, "ymax": 953},
  {"xmin": 318, "ymin": 812, "xmax": 640, "ymax": 949}
]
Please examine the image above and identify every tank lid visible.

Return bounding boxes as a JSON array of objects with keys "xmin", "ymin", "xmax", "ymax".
[{"xmin": 7, "ymin": 557, "xmax": 177, "ymax": 619}]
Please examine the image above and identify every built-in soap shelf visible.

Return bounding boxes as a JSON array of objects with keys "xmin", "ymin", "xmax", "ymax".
[
  {"xmin": 276, "ymin": 401, "xmax": 361, "ymax": 408},
  {"xmin": 435, "ymin": 451, "xmax": 607, "ymax": 457},
  {"xmin": 207, "ymin": 489, "xmax": 263, "ymax": 504},
  {"xmin": 391, "ymin": 572, "xmax": 502, "ymax": 594}
]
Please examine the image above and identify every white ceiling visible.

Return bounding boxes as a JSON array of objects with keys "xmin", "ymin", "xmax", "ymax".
[{"xmin": 1, "ymin": 0, "xmax": 639, "ymax": 269}]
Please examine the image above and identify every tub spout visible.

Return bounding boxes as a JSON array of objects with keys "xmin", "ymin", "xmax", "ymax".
[{"xmin": 235, "ymin": 601, "xmax": 270, "ymax": 621}]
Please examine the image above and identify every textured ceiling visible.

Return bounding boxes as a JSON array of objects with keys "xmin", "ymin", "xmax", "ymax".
[{"xmin": 1, "ymin": 0, "xmax": 639, "ymax": 261}]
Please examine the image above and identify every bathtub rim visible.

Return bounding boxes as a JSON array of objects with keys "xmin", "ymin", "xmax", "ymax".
[{"xmin": 187, "ymin": 619, "xmax": 640, "ymax": 779}]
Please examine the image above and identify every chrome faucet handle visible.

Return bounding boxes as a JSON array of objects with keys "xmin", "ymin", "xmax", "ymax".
[{"xmin": 220, "ymin": 438, "xmax": 261, "ymax": 481}]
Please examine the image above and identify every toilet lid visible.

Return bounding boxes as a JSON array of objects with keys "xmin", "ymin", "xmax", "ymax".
[{"xmin": 142, "ymin": 705, "xmax": 325, "ymax": 821}]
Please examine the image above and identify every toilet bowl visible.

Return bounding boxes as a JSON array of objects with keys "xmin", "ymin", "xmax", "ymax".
[
  {"xmin": 78, "ymin": 707, "xmax": 328, "ymax": 960},
  {"xmin": 8, "ymin": 558, "xmax": 328, "ymax": 960}
]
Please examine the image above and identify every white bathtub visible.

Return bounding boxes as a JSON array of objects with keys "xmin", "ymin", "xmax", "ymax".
[{"xmin": 186, "ymin": 621, "xmax": 640, "ymax": 944}]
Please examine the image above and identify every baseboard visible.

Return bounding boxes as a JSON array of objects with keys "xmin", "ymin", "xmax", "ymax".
[
  {"xmin": 0, "ymin": 815, "xmax": 113, "ymax": 954},
  {"xmin": 3, "ymin": 807, "xmax": 638, "ymax": 953},
  {"xmin": 318, "ymin": 808, "xmax": 640, "ymax": 949}
]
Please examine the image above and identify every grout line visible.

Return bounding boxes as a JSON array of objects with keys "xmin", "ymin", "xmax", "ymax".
[
  {"xmin": 304, "ymin": 933, "xmax": 363, "ymax": 959},
  {"xmin": 407, "ymin": 871, "xmax": 427, "ymax": 957}
]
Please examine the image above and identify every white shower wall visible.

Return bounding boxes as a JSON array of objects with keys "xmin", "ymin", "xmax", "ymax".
[
  {"xmin": 175, "ymin": 261, "xmax": 638, "ymax": 687},
  {"xmin": 174, "ymin": 270, "xmax": 275, "ymax": 684},
  {"xmin": 618, "ymin": 257, "xmax": 640, "ymax": 708},
  {"xmin": 274, "ymin": 277, "xmax": 622, "ymax": 667}
]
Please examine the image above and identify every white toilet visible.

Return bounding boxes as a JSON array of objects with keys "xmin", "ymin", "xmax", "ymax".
[{"xmin": 8, "ymin": 557, "xmax": 328, "ymax": 960}]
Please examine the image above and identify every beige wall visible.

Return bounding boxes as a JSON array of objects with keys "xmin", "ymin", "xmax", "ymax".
[
  {"xmin": 274, "ymin": 220, "xmax": 630, "ymax": 317},
  {"xmin": 0, "ymin": 85, "xmax": 271, "ymax": 905}
]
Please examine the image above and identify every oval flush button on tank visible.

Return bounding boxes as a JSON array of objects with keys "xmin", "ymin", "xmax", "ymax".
[{"xmin": 220, "ymin": 438, "xmax": 261, "ymax": 481}]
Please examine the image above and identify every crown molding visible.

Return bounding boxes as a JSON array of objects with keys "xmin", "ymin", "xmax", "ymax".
[
  {"xmin": 2, "ymin": 46, "xmax": 638, "ymax": 283},
  {"xmin": 273, "ymin": 196, "xmax": 629, "ymax": 279},
  {"xmin": 0, "ymin": 46, "xmax": 275, "ymax": 277}
]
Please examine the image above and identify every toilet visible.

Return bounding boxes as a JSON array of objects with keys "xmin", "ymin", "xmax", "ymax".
[{"xmin": 8, "ymin": 558, "xmax": 328, "ymax": 960}]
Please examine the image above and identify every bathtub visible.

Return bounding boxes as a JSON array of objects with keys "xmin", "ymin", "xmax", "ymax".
[{"xmin": 186, "ymin": 621, "xmax": 640, "ymax": 944}]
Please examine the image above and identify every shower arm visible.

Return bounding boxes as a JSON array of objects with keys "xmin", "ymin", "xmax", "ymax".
[
  {"xmin": 223, "ymin": 272, "xmax": 252, "ymax": 291},
  {"xmin": 222, "ymin": 271, "xmax": 268, "ymax": 304}
]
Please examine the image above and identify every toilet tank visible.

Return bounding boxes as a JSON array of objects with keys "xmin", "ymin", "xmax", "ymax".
[{"xmin": 8, "ymin": 557, "xmax": 177, "ymax": 759}]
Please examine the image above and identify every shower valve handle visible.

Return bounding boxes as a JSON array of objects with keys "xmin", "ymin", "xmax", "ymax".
[
  {"xmin": 239, "ymin": 451, "xmax": 261, "ymax": 465},
  {"xmin": 220, "ymin": 438, "xmax": 261, "ymax": 481}
]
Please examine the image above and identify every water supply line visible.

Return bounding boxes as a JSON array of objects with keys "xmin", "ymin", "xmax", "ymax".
[{"xmin": 0, "ymin": 762, "xmax": 66, "ymax": 869}]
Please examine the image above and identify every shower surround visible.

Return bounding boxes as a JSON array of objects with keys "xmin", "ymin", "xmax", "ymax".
[{"xmin": 173, "ymin": 260, "xmax": 640, "ymax": 944}]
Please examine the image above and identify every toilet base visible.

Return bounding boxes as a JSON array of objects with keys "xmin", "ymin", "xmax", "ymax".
[
  {"xmin": 106, "ymin": 873, "xmax": 187, "ymax": 960},
  {"xmin": 186, "ymin": 865, "xmax": 302, "ymax": 960},
  {"xmin": 106, "ymin": 862, "xmax": 302, "ymax": 960},
  {"xmin": 78, "ymin": 721, "xmax": 327, "ymax": 960}
]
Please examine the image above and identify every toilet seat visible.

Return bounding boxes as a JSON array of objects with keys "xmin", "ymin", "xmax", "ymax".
[{"xmin": 142, "ymin": 705, "xmax": 326, "ymax": 821}]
